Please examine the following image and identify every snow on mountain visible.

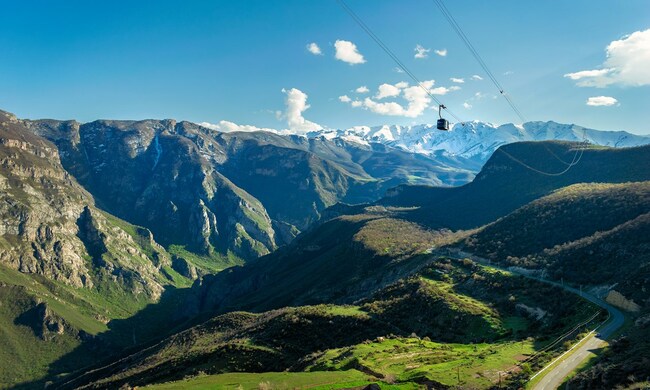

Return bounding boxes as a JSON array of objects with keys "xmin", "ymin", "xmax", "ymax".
[{"xmin": 307, "ymin": 121, "xmax": 650, "ymax": 162}]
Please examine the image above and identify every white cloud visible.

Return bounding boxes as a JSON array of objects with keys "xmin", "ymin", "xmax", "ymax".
[
  {"xmin": 393, "ymin": 67, "xmax": 405, "ymax": 73},
  {"xmin": 375, "ymin": 83, "xmax": 402, "ymax": 99},
  {"xmin": 434, "ymin": 48, "xmax": 447, "ymax": 57},
  {"xmin": 414, "ymin": 44, "xmax": 430, "ymax": 59},
  {"xmin": 430, "ymin": 86, "xmax": 459, "ymax": 95},
  {"xmin": 306, "ymin": 42, "xmax": 322, "ymax": 55},
  {"xmin": 338, "ymin": 95, "xmax": 352, "ymax": 103},
  {"xmin": 342, "ymin": 80, "xmax": 439, "ymax": 118},
  {"xmin": 450, "ymin": 77, "xmax": 465, "ymax": 83},
  {"xmin": 503, "ymin": 70, "xmax": 514, "ymax": 76},
  {"xmin": 463, "ymin": 102, "xmax": 472, "ymax": 109},
  {"xmin": 199, "ymin": 121, "xmax": 278, "ymax": 134},
  {"xmin": 355, "ymin": 86, "xmax": 369, "ymax": 93},
  {"xmin": 586, "ymin": 96, "xmax": 619, "ymax": 106},
  {"xmin": 334, "ymin": 40, "xmax": 366, "ymax": 65},
  {"xmin": 201, "ymin": 88, "xmax": 325, "ymax": 135},
  {"xmin": 471, "ymin": 74, "xmax": 483, "ymax": 80},
  {"xmin": 281, "ymin": 88, "xmax": 322, "ymax": 133},
  {"xmin": 362, "ymin": 98, "xmax": 407, "ymax": 116},
  {"xmin": 341, "ymin": 79, "xmax": 462, "ymax": 118},
  {"xmin": 564, "ymin": 69, "xmax": 612, "ymax": 80},
  {"xmin": 564, "ymin": 29, "xmax": 650, "ymax": 87}
]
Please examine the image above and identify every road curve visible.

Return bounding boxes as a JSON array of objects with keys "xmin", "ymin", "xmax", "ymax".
[
  {"xmin": 531, "ymin": 289, "xmax": 624, "ymax": 390},
  {"xmin": 444, "ymin": 250, "xmax": 625, "ymax": 390}
]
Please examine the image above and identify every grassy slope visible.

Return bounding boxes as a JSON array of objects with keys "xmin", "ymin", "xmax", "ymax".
[
  {"xmin": 459, "ymin": 181, "xmax": 650, "ymax": 389},
  {"xmin": 168, "ymin": 244, "xmax": 243, "ymax": 274},
  {"xmin": 308, "ymin": 337, "xmax": 535, "ymax": 388},
  {"xmin": 0, "ymin": 212, "xmax": 196, "ymax": 387},
  {"xmin": 191, "ymin": 210, "xmax": 470, "ymax": 315},
  {"xmin": 144, "ymin": 370, "xmax": 380, "ymax": 390},
  {"xmin": 463, "ymin": 182, "xmax": 650, "ymax": 261},
  {"xmin": 61, "ymin": 257, "xmax": 599, "ymax": 389}
]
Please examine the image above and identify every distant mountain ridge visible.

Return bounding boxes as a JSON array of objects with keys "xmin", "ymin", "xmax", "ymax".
[{"xmin": 308, "ymin": 120, "xmax": 650, "ymax": 162}]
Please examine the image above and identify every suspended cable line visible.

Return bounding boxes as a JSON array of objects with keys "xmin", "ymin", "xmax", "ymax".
[
  {"xmin": 432, "ymin": 0, "xmax": 526, "ymax": 123},
  {"xmin": 432, "ymin": 0, "xmax": 592, "ymax": 175},
  {"xmin": 497, "ymin": 143, "xmax": 586, "ymax": 176},
  {"xmin": 336, "ymin": 0, "xmax": 465, "ymax": 125}
]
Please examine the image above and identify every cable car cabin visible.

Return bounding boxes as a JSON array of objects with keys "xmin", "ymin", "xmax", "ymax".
[{"xmin": 437, "ymin": 118, "xmax": 449, "ymax": 131}]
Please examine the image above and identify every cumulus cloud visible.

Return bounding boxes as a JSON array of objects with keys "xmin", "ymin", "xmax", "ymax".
[
  {"xmin": 471, "ymin": 74, "xmax": 483, "ymax": 80},
  {"xmin": 564, "ymin": 29, "xmax": 650, "ymax": 87},
  {"xmin": 281, "ymin": 88, "xmax": 323, "ymax": 133},
  {"xmin": 586, "ymin": 96, "xmax": 619, "ymax": 106},
  {"xmin": 201, "ymin": 88, "xmax": 325, "ymax": 135},
  {"xmin": 414, "ymin": 44, "xmax": 430, "ymax": 59},
  {"xmin": 450, "ymin": 77, "xmax": 465, "ymax": 83},
  {"xmin": 393, "ymin": 67, "xmax": 405, "ymax": 73},
  {"xmin": 341, "ymin": 80, "xmax": 462, "ymax": 118},
  {"xmin": 434, "ymin": 48, "xmax": 447, "ymax": 57},
  {"xmin": 355, "ymin": 86, "xmax": 369, "ymax": 93},
  {"xmin": 338, "ymin": 95, "xmax": 352, "ymax": 103},
  {"xmin": 334, "ymin": 40, "xmax": 366, "ymax": 65},
  {"xmin": 199, "ymin": 121, "xmax": 278, "ymax": 134},
  {"xmin": 463, "ymin": 102, "xmax": 472, "ymax": 109},
  {"xmin": 376, "ymin": 83, "xmax": 401, "ymax": 99},
  {"xmin": 306, "ymin": 42, "xmax": 322, "ymax": 55}
]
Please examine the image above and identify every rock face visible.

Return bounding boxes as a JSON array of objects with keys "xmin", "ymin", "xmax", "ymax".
[
  {"xmin": 0, "ymin": 110, "xmax": 168, "ymax": 300},
  {"xmin": 14, "ymin": 301, "xmax": 87, "ymax": 341},
  {"xmin": 28, "ymin": 119, "xmax": 276, "ymax": 259},
  {"xmin": 606, "ymin": 290, "xmax": 641, "ymax": 312},
  {"xmin": 26, "ymin": 117, "xmax": 477, "ymax": 259}
]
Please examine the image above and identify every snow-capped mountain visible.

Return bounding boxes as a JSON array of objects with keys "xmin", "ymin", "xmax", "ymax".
[{"xmin": 307, "ymin": 121, "xmax": 650, "ymax": 162}]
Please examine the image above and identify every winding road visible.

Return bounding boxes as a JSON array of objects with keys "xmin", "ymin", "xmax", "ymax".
[
  {"xmin": 529, "ymin": 284, "xmax": 624, "ymax": 390},
  {"xmin": 443, "ymin": 250, "xmax": 625, "ymax": 390}
]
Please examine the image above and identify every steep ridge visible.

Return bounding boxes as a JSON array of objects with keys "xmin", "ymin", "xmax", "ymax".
[
  {"xmin": 28, "ymin": 119, "xmax": 276, "ymax": 259},
  {"xmin": 26, "ymin": 117, "xmax": 478, "ymax": 261},
  {"xmin": 0, "ymin": 110, "xmax": 192, "ymax": 386}
]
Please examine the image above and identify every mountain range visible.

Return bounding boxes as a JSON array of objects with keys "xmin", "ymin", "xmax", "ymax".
[
  {"xmin": 0, "ymin": 107, "xmax": 649, "ymax": 389},
  {"xmin": 39, "ymin": 141, "xmax": 650, "ymax": 390},
  {"xmin": 308, "ymin": 120, "xmax": 650, "ymax": 162}
]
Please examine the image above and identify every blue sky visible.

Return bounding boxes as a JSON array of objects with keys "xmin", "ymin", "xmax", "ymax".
[{"xmin": 1, "ymin": 0, "xmax": 649, "ymax": 134}]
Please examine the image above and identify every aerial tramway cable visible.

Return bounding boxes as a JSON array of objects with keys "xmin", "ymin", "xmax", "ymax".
[
  {"xmin": 336, "ymin": 0, "xmax": 465, "ymax": 126},
  {"xmin": 432, "ymin": 0, "xmax": 526, "ymax": 123},
  {"xmin": 431, "ymin": 0, "xmax": 589, "ymax": 175}
]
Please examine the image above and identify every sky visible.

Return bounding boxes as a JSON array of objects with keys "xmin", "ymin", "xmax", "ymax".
[{"xmin": 0, "ymin": 0, "xmax": 649, "ymax": 135}]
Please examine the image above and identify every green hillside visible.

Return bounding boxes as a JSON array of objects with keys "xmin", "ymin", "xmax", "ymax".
[
  {"xmin": 380, "ymin": 142, "xmax": 650, "ymax": 230},
  {"xmin": 51, "ymin": 258, "xmax": 597, "ymax": 389}
]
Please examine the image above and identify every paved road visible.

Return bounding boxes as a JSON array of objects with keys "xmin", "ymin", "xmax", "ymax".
[
  {"xmin": 531, "ymin": 287, "xmax": 624, "ymax": 390},
  {"xmin": 442, "ymin": 250, "xmax": 625, "ymax": 390}
]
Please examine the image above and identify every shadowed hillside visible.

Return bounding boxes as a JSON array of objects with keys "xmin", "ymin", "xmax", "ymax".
[{"xmin": 380, "ymin": 142, "xmax": 650, "ymax": 230}]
